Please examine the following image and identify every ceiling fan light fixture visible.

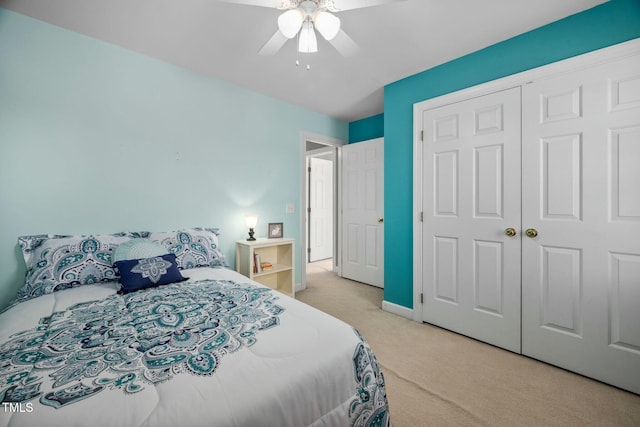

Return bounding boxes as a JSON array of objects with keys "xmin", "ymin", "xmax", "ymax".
[
  {"xmin": 314, "ymin": 10, "xmax": 340, "ymax": 41},
  {"xmin": 278, "ymin": 8, "xmax": 304, "ymax": 39},
  {"xmin": 298, "ymin": 21, "xmax": 318, "ymax": 53}
]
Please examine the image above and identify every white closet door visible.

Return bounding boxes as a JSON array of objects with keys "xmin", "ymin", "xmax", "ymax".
[
  {"xmin": 522, "ymin": 54, "xmax": 640, "ymax": 394},
  {"xmin": 421, "ymin": 87, "xmax": 522, "ymax": 353}
]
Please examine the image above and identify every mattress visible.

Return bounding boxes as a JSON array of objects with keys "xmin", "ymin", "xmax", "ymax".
[{"xmin": 0, "ymin": 267, "xmax": 390, "ymax": 427}]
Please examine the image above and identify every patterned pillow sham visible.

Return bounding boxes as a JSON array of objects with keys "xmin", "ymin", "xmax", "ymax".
[
  {"xmin": 114, "ymin": 253, "xmax": 188, "ymax": 294},
  {"xmin": 16, "ymin": 232, "xmax": 149, "ymax": 303},
  {"xmin": 147, "ymin": 227, "xmax": 228, "ymax": 270}
]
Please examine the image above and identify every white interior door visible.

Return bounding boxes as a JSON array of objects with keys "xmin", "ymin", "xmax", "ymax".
[
  {"xmin": 421, "ymin": 87, "xmax": 522, "ymax": 353},
  {"xmin": 309, "ymin": 157, "xmax": 333, "ymax": 262},
  {"xmin": 341, "ymin": 138, "xmax": 384, "ymax": 288},
  {"xmin": 521, "ymin": 54, "xmax": 640, "ymax": 394}
]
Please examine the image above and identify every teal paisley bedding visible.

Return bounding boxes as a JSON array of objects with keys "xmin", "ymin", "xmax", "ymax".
[
  {"xmin": 15, "ymin": 228, "xmax": 227, "ymax": 306},
  {"xmin": 0, "ymin": 267, "xmax": 390, "ymax": 427}
]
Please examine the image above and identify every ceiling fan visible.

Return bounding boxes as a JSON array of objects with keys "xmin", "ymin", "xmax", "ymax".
[{"xmin": 219, "ymin": 0, "xmax": 404, "ymax": 57}]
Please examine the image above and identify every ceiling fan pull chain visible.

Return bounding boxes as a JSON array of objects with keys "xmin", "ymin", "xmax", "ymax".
[
  {"xmin": 296, "ymin": 30, "xmax": 300, "ymax": 66},
  {"xmin": 294, "ymin": 31, "xmax": 310, "ymax": 70}
]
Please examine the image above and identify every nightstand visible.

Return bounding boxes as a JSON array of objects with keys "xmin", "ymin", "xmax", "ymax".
[{"xmin": 235, "ymin": 238, "xmax": 295, "ymax": 297}]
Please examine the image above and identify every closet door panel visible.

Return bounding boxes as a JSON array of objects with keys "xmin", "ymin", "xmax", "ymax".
[
  {"xmin": 541, "ymin": 134, "xmax": 582, "ymax": 221},
  {"xmin": 611, "ymin": 126, "xmax": 640, "ymax": 220},
  {"xmin": 422, "ymin": 87, "xmax": 522, "ymax": 353},
  {"xmin": 522, "ymin": 54, "xmax": 640, "ymax": 395}
]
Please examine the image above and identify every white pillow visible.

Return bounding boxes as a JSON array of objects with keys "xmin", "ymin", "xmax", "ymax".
[{"xmin": 112, "ymin": 238, "xmax": 168, "ymax": 263}]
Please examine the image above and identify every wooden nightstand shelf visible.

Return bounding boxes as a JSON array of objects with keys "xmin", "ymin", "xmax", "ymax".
[{"xmin": 236, "ymin": 238, "xmax": 295, "ymax": 298}]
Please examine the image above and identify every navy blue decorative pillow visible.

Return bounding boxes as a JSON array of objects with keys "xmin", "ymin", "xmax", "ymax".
[{"xmin": 114, "ymin": 253, "xmax": 188, "ymax": 294}]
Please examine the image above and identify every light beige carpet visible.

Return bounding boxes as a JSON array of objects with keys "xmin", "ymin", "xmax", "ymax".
[{"xmin": 297, "ymin": 260, "xmax": 640, "ymax": 427}]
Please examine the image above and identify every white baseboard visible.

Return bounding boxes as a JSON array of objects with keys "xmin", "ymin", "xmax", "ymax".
[
  {"xmin": 382, "ymin": 300, "xmax": 413, "ymax": 320},
  {"xmin": 295, "ymin": 282, "xmax": 305, "ymax": 293}
]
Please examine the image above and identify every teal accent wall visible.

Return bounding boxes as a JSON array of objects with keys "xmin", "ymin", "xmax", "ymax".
[
  {"xmin": 0, "ymin": 9, "xmax": 348, "ymax": 311},
  {"xmin": 383, "ymin": 0, "xmax": 640, "ymax": 309},
  {"xmin": 349, "ymin": 113, "xmax": 384, "ymax": 143}
]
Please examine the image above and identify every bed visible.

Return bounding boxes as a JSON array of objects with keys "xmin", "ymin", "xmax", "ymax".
[{"xmin": 0, "ymin": 228, "xmax": 390, "ymax": 427}]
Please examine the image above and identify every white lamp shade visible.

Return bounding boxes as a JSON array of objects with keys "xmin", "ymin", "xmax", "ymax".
[
  {"xmin": 278, "ymin": 9, "xmax": 304, "ymax": 39},
  {"xmin": 314, "ymin": 11, "xmax": 340, "ymax": 41},
  {"xmin": 245, "ymin": 214, "xmax": 258, "ymax": 229},
  {"xmin": 298, "ymin": 21, "xmax": 318, "ymax": 53}
]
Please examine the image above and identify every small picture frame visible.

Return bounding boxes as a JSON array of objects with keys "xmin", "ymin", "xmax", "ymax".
[{"xmin": 268, "ymin": 222, "xmax": 283, "ymax": 239}]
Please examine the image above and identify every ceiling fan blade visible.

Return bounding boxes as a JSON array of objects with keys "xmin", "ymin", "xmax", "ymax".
[
  {"xmin": 329, "ymin": 0, "xmax": 405, "ymax": 12},
  {"xmin": 258, "ymin": 30, "xmax": 289, "ymax": 55},
  {"xmin": 217, "ymin": 0, "xmax": 289, "ymax": 9},
  {"xmin": 328, "ymin": 29, "xmax": 359, "ymax": 57}
]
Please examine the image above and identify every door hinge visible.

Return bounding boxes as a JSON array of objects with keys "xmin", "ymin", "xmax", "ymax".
[
  {"xmin": 308, "ymin": 166, "xmax": 311, "ymax": 173},
  {"xmin": 420, "ymin": 211, "xmax": 423, "ymax": 222},
  {"xmin": 420, "ymin": 293, "xmax": 424, "ymax": 304},
  {"xmin": 420, "ymin": 130, "xmax": 424, "ymax": 141},
  {"xmin": 307, "ymin": 207, "xmax": 311, "ymax": 213}
]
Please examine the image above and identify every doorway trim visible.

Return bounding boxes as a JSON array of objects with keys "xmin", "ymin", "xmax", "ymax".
[
  {"xmin": 299, "ymin": 131, "xmax": 345, "ymax": 292},
  {"xmin": 412, "ymin": 38, "xmax": 640, "ymax": 323}
]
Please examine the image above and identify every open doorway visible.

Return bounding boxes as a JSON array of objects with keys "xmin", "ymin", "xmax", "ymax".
[
  {"xmin": 307, "ymin": 147, "xmax": 334, "ymax": 263},
  {"xmin": 299, "ymin": 133, "xmax": 344, "ymax": 292}
]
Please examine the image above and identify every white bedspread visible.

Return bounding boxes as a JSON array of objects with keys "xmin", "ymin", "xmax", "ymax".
[{"xmin": 0, "ymin": 268, "xmax": 390, "ymax": 427}]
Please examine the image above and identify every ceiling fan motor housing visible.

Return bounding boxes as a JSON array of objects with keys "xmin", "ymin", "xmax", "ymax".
[
  {"xmin": 278, "ymin": 0, "xmax": 340, "ymax": 43},
  {"xmin": 256, "ymin": 0, "xmax": 388, "ymax": 57}
]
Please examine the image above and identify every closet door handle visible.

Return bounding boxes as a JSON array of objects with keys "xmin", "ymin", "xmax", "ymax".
[
  {"xmin": 525, "ymin": 228, "xmax": 538, "ymax": 238},
  {"xmin": 505, "ymin": 228, "xmax": 517, "ymax": 237}
]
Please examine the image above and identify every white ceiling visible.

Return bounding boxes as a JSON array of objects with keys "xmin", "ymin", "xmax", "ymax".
[{"xmin": 0, "ymin": 0, "xmax": 608, "ymax": 122}]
